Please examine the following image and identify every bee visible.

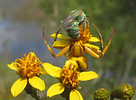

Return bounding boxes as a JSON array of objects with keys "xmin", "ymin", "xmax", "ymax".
[{"xmin": 53, "ymin": 10, "xmax": 89, "ymax": 42}]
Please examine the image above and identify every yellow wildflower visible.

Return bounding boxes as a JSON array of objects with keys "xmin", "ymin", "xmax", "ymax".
[
  {"xmin": 43, "ymin": 59, "xmax": 98, "ymax": 100},
  {"xmin": 49, "ymin": 25, "xmax": 100, "ymax": 60},
  {"xmin": 8, "ymin": 52, "xmax": 47, "ymax": 97},
  {"xmin": 42, "ymin": 24, "xmax": 101, "ymax": 61},
  {"xmin": 43, "ymin": 21, "xmax": 113, "ymax": 60}
]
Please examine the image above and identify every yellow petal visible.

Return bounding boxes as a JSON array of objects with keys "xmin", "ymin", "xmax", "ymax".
[
  {"xmin": 47, "ymin": 83, "xmax": 65, "ymax": 97},
  {"xmin": 7, "ymin": 62, "xmax": 18, "ymax": 70},
  {"xmin": 27, "ymin": 52, "xmax": 36, "ymax": 57},
  {"xmin": 88, "ymin": 37, "xmax": 100, "ymax": 42},
  {"xmin": 78, "ymin": 71, "xmax": 98, "ymax": 81},
  {"xmin": 84, "ymin": 43, "xmax": 100, "ymax": 50},
  {"xmin": 70, "ymin": 89, "xmax": 83, "ymax": 100},
  {"xmin": 29, "ymin": 76, "xmax": 45, "ymax": 91},
  {"xmin": 52, "ymin": 40, "xmax": 71, "ymax": 48},
  {"xmin": 11, "ymin": 78, "xmax": 27, "ymax": 97},
  {"xmin": 40, "ymin": 68, "xmax": 48, "ymax": 75},
  {"xmin": 50, "ymin": 33, "xmax": 69, "ymax": 40},
  {"xmin": 42, "ymin": 63, "xmax": 61, "ymax": 78}
]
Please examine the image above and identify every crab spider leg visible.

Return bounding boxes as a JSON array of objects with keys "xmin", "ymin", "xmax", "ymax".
[
  {"xmin": 89, "ymin": 48, "xmax": 101, "ymax": 54},
  {"xmin": 92, "ymin": 23, "xmax": 113, "ymax": 57},
  {"xmin": 43, "ymin": 26, "xmax": 70, "ymax": 58},
  {"xmin": 86, "ymin": 15, "xmax": 92, "ymax": 18},
  {"xmin": 84, "ymin": 26, "xmax": 113, "ymax": 58},
  {"xmin": 84, "ymin": 46, "xmax": 100, "ymax": 58},
  {"xmin": 52, "ymin": 28, "xmax": 61, "ymax": 44},
  {"xmin": 84, "ymin": 40, "xmax": 110, "ymax": 58},
  {"xmin": 101, "ymin": 27, "xmax": 113, "ymax": 57},
  {"xmin": 92, "ymin": 23, "xmax": 104, "ymax": 53}
]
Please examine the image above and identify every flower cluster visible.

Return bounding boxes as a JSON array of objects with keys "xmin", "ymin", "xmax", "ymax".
[
  {"xmin": 48, "ymin": 23, "xmax": 101, "ymax": 60},
  {"xmin": 7, "ymin": 10, "xmax": 115, "ymax": 100},
  {"xmin": 8, "ymin": 24, "xmax": 99, "ymax": 100},
  {"xmin": 41, "ymin": 22, "xmax": 100, "ymax": 99}
]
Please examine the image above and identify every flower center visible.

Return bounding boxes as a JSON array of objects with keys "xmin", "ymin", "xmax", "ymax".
[
  {"xmin": 15, "ymin": 53, "xmax": 41, "ymax": 78},
  {"xmin": 61, "ymin": 66, "xmax": 79, "ymax": 88},
  {"xmin": 79, "ymin": 24, "xmax": 92, "ymax": 43}
]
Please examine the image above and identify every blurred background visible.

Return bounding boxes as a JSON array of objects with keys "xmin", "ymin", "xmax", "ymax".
[{"xmin": 0, "ymin": 0, "xmax": 136, "ymax": 100}]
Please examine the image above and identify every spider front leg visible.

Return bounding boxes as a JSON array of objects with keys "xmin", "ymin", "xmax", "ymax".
[
  {"xmin": 43, "ymin": 26, "xmax": 70, "ymax": 58},
  {"xmin": 92, "ymin": 23, "xmax": 113, "ymax": 58},
  {"xmin": 52, "ymin": 28, "xmax": 61, "ymax": 44},
  {"xmin": 84, "ymin": 46, "xmax": 101, "ymax": 58}
]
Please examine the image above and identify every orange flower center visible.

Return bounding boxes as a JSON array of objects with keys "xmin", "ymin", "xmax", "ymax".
[
  {"xmin": 78, "ymin": 23, "xmax": 92, "ymax": 43},
  {"xmin": 15, "ymin": 53, "xmax": 41, "ymax": 78},
  {"xmin": 61, "ymin": 66, "xmax": 79, "ymax": 88}
]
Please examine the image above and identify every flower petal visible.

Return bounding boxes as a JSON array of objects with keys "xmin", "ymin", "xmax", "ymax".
[
  {"xmin": 50, "ymin": 33, "xmax": 69, "ymax": 40},
  {"xmin": 78, "ymin": 71, "xmax": 98, "ymax": 81},
  {"xmin": 7, "ymin": 62, "xmax": 18, "ymax": 70},
  {"xmin": 88, "ymin": 37, "xmax": 100, "ymax": 42},
  {"xmin": 84, "ymin": 43, "xmax": 100, "ymax": 50},
  {"xmin": 42, "ymin": 63, "xmax": 61, "ymax": 78},
  {"xmin": 47, "ymin": 83, "xmax": 65, "ymax": 97},
  {"xmin": 40, "ymin": 68, "xmax": 48, "ymax": 75},
  {"xmin": 70, "ymin": 89, "xmax": 83, "ymax": 100},
  {"xmin": 11, "ymin": 78, "xmax": 27, "ymax": 97},
  {"xmin": 29, "ymin": 76, "xmax": 45, "ymax": 91},
  {"xmin": 52, "ymin": 40, "xmax": 71, "ymax": 48}
]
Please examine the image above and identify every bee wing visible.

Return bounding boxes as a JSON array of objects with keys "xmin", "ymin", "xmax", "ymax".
[{"xmin": 60, "ymin": 14, "xmax": 76, "ymax": 30}]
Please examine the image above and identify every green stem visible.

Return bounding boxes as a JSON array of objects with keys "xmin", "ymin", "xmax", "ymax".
[
  {"xmin": 66, "ymin": 97, "xmax": 69, "ymax": 100},
  {"xmin": 110, "ymin": 97, "xmax": 114, "ymax": 100},
  {"xmin": 31, "ymin": 94, "xmax": 40, "ymax": 100}
]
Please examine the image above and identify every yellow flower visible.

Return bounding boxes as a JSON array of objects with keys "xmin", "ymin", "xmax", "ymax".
[
  {"xmin": 43, "ymin": 59, "xmax": 98, "ymax": 100},
  {"xmin": 8, "ymin": 52, "xmax": 47, "ymax": 97},
  {"xmin": 68, "ymin": 56, "xmax": 88, "ymax": 71},
  {"xmin": 43, "ymin": 23, "xmax": 113, "ymax": 60},
  {"xmin": 50, "ymin": 25, "xmax": 100, "ymax": 60}
]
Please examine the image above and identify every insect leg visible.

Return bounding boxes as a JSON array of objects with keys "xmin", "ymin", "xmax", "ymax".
[
  {"xmin": 43, "ymin": 26, "xmax": 70, "ymax": 58},
  {"xmin": 101, "ymin": 27, "xmax": 113, "ymax": 57},
  {"xmin": 86, "ymin": 15, "xmax": 92, "ymax": 18},
  {"xmin": 92, "ymin": 24, "xmax": 113, "ymax": 57},
  {"xmin": 52, "ymin": 28, "xmax": 61, "ymax": 44},
  {"xmin": 84, "ymin": 46, "xmax": 100, "ymax": 58},
  {"xmin": 92, "ymin": 23, "xmax": 104, "ymax": 57}
]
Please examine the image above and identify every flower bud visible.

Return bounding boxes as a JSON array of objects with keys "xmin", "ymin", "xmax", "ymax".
[
  {"xmin": 70, "ymin": 56, "xmax": 88, "ymax": 71},
  {"xmin": 110, "ymin": 84, "xmax": 135, "ymax": 100},
  {"xmin": 94, "ymin": 88, "xmax": 109, "ymax": 100}
]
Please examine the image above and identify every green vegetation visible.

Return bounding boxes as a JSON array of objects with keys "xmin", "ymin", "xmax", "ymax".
[{"xmin": 0, "ymin": 0, "xmax": 135, "ymax": 99}]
